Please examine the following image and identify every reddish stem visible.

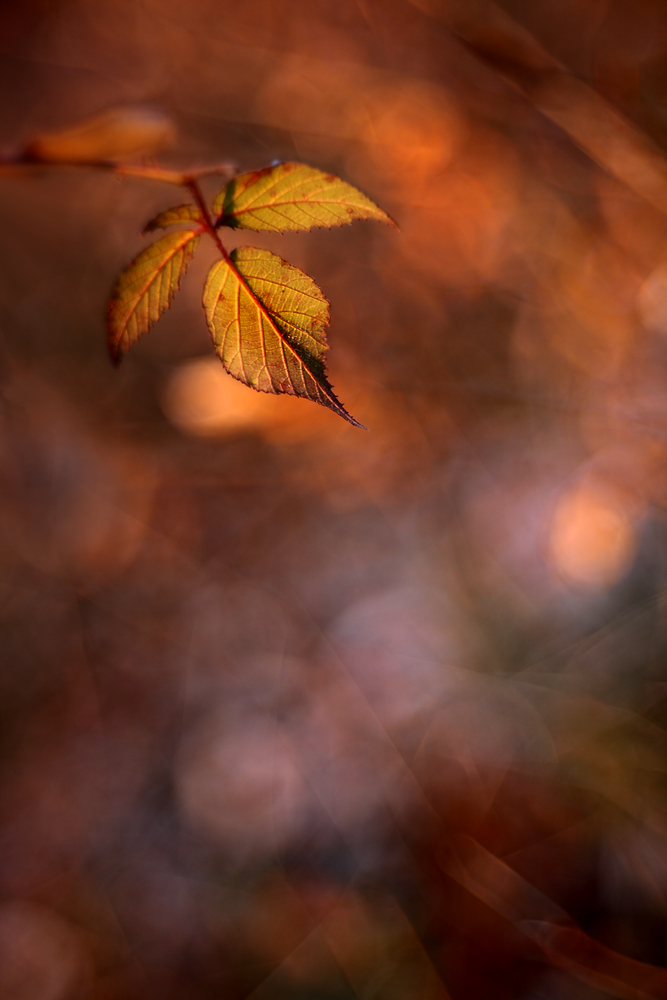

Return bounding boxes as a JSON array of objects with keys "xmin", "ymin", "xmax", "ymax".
[
  {"xmin": 184, "ymin": 177, "xmax": 278, "ymax": 325},
  {"xmin": 185, "ymin": 177, "xmax": 234, "ymax": 265}
]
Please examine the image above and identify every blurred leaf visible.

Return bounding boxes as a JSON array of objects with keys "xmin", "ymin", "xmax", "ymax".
[
  {"xmin": 213, "ymin": 161, "xmax": 394, "ymax": 233},
  {"xmin": 24, "ymin": 107, "xmax": 176, "ymax": 163},
  {"xmin": 107, "ymin": 227, "xmax": 201, "ymax": 362},
  {"xmin": 203, "ymin": 247, "xmax": 363, "ymax": 426},
  {"xmin": 143, "ymin": 204, "xmax": 202, "ymax": 234},
  {"xmin": 445, "ymin": 837, "xmax": 667, "ymax": 1000}
]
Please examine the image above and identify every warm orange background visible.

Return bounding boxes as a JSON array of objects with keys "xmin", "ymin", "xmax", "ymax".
[{"xmin": 2, "ymin": 1, "xmax": 667, "ymax": 998}]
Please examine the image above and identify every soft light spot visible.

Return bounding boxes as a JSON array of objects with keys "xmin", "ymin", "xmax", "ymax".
[
  {"xmin": 549, "ymin": 484, "xmax": 636, "ymax": 588},
  {"xmin": 175, "ymin": 715, "xmax": 308, "ymax": 857},
  {"xmin": 161, "ymin": 357, "xmax": 270, "ymax": 434},
  {"xmin": 359, "ymin": 79, "xmax": 464, "ymax": 186},
  {"xmin": 638, "ymin": 262, "xmax": 667, "ymax": 335},
  {"xmin": 0, "ymin": 902, "xmax": 87, "ymax": 1000}
]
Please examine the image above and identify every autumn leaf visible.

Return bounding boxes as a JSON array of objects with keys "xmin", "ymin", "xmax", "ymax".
[
  {"xmin": 203, "ymin": 247, "xmax": 364, "ymax": 427},
  {"xmin": 212, "ymin": 161, "xmax": 395, "ymax": 233},
  {"xmin": 107, "ymin": 226, "xmax": 201, "ymax": 362},
  {"xmin": 24, "ymin": 108, "xmax": 176, "ymax": 164},
  {"xmin": 143, "ymin": 204, "xmax": 202, "ymax": 233}
]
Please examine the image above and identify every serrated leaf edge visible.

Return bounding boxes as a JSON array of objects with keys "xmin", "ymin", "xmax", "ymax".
[
  {"xmin": 107, "ymin": 226, "xmax": 201, "ymax": 363},
  {"xmin": 143, "ymin": 203, "xmax": 203, "ymax": 234},
  {"xmin": 203, "ymin": 249, "xmax": 365, "ymax": 428},
  {"xmin": 213, "ymin": 162, "xmax": 396, "ymax": 234}
]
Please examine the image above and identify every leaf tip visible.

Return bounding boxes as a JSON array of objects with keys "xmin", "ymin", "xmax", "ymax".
[
  {"xmin": 106, "ymin": 321, "xmax": 123, "ymax": 367},
  {"xmin": 336, "ymin": 401, "xmax": 367, "ymax": 429},
  {"xmin": 322, "ymin": 388, "xmax": 367, "ymax": 429},
  {"xmin": 108, "ymin": 341, "xmax": 123, "ymax": 368}
]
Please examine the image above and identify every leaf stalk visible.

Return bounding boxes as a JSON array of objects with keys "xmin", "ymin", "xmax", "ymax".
[{"xmin": 185, "ymin": 177, "xmax": 235, "ymax": 265}]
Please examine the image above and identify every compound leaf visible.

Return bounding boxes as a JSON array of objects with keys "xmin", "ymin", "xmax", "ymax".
[
  {"xmin": 203, "ymin": 246, "xmax": 363, "ymax": 427},
  {"xmin": 212, "ymin": 161, "xmax": 394, "ymax": 233},
  {"xmin": 108, "ymin": 226, "xmax": 201, "ymax": 362},
  {"xmin": 143, "ymin": 203, "xmax": 202, "ymax": 233}
]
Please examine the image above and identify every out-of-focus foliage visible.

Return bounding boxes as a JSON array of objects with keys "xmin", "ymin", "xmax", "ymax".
[
  {"xmin": 23, "ymin": 106, "xmax": 176, "ymax": 163},
  {"xmin": 2, "ymin": 1, "xmax": 667, "ymax": 999}
]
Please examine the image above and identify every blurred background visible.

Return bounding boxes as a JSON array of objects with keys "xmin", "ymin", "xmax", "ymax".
[{"xmin": 2, "ymin": 0, "xmax": 667, "ymax": 997}]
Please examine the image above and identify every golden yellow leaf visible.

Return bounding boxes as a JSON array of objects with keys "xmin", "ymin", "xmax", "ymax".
[
  {"xmin": 107, "ymin": 227, "xmax": 201, "ymax": 362},
  {"xmin": 212, "ymin": 161, "xmax": 394, "ymax": 233},
  {"xmin": 143, "ymin": 204, "xmax": 202, "ymax": 234},
  {"xmin": 203, "ymin": 247, "xmax": 363, "ymax": 426}
]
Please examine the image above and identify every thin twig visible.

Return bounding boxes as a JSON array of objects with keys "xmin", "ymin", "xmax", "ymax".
[{"xmin": 0, "ymin": 153, "xmax": 236, "ymax": 187}]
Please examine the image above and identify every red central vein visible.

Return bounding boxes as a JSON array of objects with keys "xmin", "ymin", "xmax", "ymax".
[{"xmin": 187, "ymin": 178, "xmax": 333, "ymax": 389}]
